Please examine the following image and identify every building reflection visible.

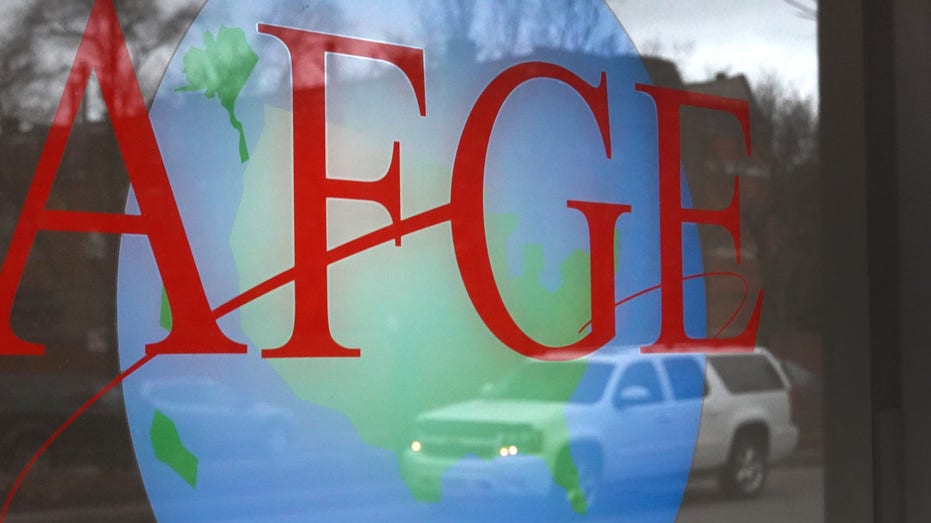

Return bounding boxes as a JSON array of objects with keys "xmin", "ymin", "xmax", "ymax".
[{"xmin": 0, "ymin": 1, "xmax": 821, "ymax": 521}]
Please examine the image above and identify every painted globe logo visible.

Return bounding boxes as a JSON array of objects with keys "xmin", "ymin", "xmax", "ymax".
[{"xmin": 116, "ymin": 0, "xmax": 709, "ymax": 520}]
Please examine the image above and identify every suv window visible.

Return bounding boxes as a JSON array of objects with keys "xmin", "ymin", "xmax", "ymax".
[
  {"xmin": 663, "ymin": 357, "xmax": 706, "ymax": 400},
  {"xmin": 570, "ymin": 363, "xmax": 614, "ymax": 403},
  {"xmin": 491, "ymin": 361, "xmax": 612, "ymax": 404},
  {"xmin": 613, "ymin": 361, "xmax": 663, "ymax": 408},
  {"xmin": 708, "ymin": 354, "xmax": 785, "ymax": 393}
]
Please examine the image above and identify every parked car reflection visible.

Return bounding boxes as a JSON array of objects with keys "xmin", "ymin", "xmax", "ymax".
[
  {"xmin": 139, "ymin": 376, "xmax": 296, "ymax": 460},
  {"xmin": 401, "ymin": 347, "xmax": 798, "ymax": 515}
]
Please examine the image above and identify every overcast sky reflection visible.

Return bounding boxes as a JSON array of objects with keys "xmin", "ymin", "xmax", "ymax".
[{"xmin": 607, "ymin": 0, "xmax": 818, "ymax": 100}]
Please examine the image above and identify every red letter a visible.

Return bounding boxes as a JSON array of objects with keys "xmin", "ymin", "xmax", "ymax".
[{"xmin": 0, "ymin": 0, "xmax": 245, "ymax": 356}]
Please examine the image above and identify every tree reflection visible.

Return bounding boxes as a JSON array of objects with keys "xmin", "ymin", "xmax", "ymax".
[
  {"xmin": 416, "ymin": 0, "xmax": 630, "ymax": 63},
  {"xmin": 0, "ymin": 0, "xmax": 202, "ymax": 121}
]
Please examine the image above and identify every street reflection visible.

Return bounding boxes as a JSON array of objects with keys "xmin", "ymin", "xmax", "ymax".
[{"xmin": 0, "ymin": 1, "xmax": 821, "ymax": 522}]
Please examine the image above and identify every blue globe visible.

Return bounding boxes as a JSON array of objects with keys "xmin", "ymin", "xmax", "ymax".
[{"xmin": 117, "ymin": 1, "xmax": 706, "ymax": 520}]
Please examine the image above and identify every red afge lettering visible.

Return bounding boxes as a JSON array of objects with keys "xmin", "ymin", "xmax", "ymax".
[
  {"xmin": 449, "ymin": 62, "xmax": 631, "ymax": 360},
  {"xmin": 637, "ymin": 84, "xmax": 763, "ymax": 353},
  {"xmin": 256, "ymin": 24, "xmax": 426, "ymax": 358},
  {"xmin": 0, "ymin": 1, "xmax": 761, "ymax": 360}
]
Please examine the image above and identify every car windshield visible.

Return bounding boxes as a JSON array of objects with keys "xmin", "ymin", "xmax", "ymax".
[{"xmin": 490, "ymin": 362, "xmax": 613, "ymax": 403}]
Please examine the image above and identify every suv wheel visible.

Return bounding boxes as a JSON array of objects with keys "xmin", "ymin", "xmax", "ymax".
[{"xmin": 719, "ymin": 434, "xmax": 767, "ymax": 497}]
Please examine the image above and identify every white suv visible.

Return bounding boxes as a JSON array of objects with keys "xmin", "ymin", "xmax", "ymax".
[
  {"xmin": 690, "ymin": 348, "xmax": 799, "ymax": 496},
  {"xmin": 401, "ymin": 347, "xmax": 798, "ymax": 510}
]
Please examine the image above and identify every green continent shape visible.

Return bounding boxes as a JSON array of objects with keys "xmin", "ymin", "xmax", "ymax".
[
  {"xmin": 159, "ymin": 287, "xmax": 171, "ymax": 331},
  {"xmin": 177, "ymin": 26, "xmax": 258, "ymax": 163},
  {"xmin": 150, "ymin": 410, "xmax": 199, "ymax": 488},
  {"xmin": 230, "ymin": 106, "xmax": 598, "ymax": 513}
]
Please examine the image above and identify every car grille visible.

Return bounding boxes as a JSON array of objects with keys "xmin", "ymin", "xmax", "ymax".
[{"xmin": 415, "ymin": 420, "xmax": 541, "ymax": 457}]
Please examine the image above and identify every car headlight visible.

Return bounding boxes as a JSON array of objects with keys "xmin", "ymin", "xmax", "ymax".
[
  {"xmin": 500, "ymin": 428, "xmax": 542, "ymax": 456},
  {"xmin": 498, "ymin": 445, "xmax": 519, "ymax": 457}
]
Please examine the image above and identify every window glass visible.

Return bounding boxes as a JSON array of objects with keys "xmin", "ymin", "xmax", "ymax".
[
  {"xmin": 709, "ymin": 354, "xmax": 786, "ymax": 393},
  {"xmin": 613, "ymin": 361, "xmax": 664, "ymax": 407},
  {"xmin": 0, "ymin": 0, "xmax": 823, "ymax": 521},
  {"xmin": 489, "ymin": 361, "xmax": 611, "ymax": 404},
  {"xmin": 569, "ymin": 362, "xmax": 614, "ymax": 404},
  {"xmin": 663, "ymin": 356, "xmax": 706, "ymax": 400}
]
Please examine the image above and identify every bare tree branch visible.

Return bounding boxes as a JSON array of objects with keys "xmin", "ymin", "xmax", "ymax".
[
  {"xmin": 785, "ymin": 0, "xmax": 817, "ymax": 21},
  {"xmin": 0, "ymin": 0, "xmax": 203, "ymax": 120}
]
